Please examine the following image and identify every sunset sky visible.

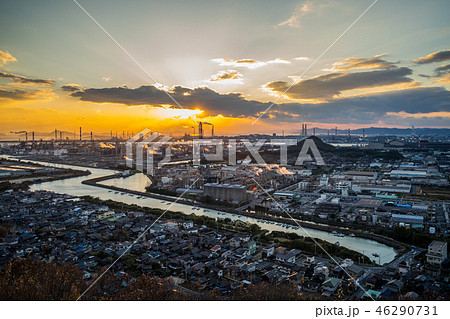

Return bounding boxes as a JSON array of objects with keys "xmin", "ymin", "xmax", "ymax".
[{"xmin": 1, "ymin": 0, "xmax": 450, "ymax": 136}]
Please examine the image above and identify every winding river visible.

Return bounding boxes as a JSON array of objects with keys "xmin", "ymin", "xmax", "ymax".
[{"xmin": 4, "ymin": 156, "xmax": 398, "ymax": 264}]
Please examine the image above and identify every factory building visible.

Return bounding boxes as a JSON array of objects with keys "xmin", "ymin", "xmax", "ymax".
[
  {"xmin": 391, "ymin": 213, "xmax": 424, "ymax": 228},
  {"xmin": 389, "ymin": 170, "xmax": 427, "ymax": 178},
  {"xmin": 352, "ymin": 182, "xmax": 411, "ymax": 194},
  {"xmin": 203, "ymin": 183, "xmax": 247, "ymax": 204},
  {"xmin": 343, "ymin": 171, "xmax": 378, "ymax": 181}
]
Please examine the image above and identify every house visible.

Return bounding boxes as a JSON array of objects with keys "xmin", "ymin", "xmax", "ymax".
[
  {"xmin": 262, "ymin": 244, "xmax": 275, "ymax": 258},
  {"xmin": 234, "ymin": 248, "xmax": 249, "ymax": 259},
  {"xmin": 276, "ymin": 252, "xmax": 295, "ymax": 263},
  {"xmin": 242, "ymin": 240, "xmax": 256, "ymax": 255},
  {"xmin": 362, "ymin": 289, "xmax": 381, "ymax": 300},
  {"xmin": 97, "ymin": 211, "xmax": 115, "ymax": 220},
  {"xmin": 210, "ymin": 245, "xmax": 221, "ymax": 254},
  {"xmin": 276, "ymin": 249, "xmax": 299, "ymax": 263},
  {"xmin": 229, "ymin": 237, "xmax": 241, "ymax": 248},
  {"xmin": 314, "ymin": 264, "xmax": 329, "ymax": 279},
  {"xmin": 183, "ymin": 220, "xmax": 194, "ymax": 229},
  {"xmin": 366, "ymin": 273, "xmax": 383, "ymax": 290},
  {"xmin": 385, "ymin": 279, "xmax": 403, "ymax": 293},
  {"xmin": 426, "ymin": 241, "xmax": 447, "ymax": 265},
  {"xmin": 322, "ymin": 277, "xmax": 341, "ymax": 295},
  {"xmin": 128, "ymin": 211, "xmax": 144, "ymax": 218}
]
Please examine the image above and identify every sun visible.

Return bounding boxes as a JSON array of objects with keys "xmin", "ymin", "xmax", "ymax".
[{"xmin": 152, "ymin": 106, "xmax": 203, "ymax": 120}]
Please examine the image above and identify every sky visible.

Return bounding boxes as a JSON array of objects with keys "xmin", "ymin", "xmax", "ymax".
[{"xmin": 1, "ymin": 0, "xmax": 450, "ymax": 136}]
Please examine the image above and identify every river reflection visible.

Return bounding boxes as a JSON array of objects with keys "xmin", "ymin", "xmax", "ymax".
[{"xmin": 4, "ymin": 156, "xmax": 397, "ymax": 264}]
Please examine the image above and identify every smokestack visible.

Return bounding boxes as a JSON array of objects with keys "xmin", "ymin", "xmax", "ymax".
[
  {"xmin": 32, "ymin": 132, "xmax": 35, "ymax": 142},
  {"xmin": 55, "ymin": 129, "xmax": 57, "ymax": 140},
  {"xmin": 348, "ymin": 128, "xmax": 350, "ymax": 138},
  {"xmin": 80, "ymin": 127, "xmax": 82, "ymax": 141},
  {"xmin": 305, "ymin": 124, "xmax": 307, "ymax": 135},
  {"xmin": 198, "ymin": 122, "xmax": 203, "ymax": 139},
  {"xmin": 313, "ymin": 128, "xmax": 316, "ymax": 136},
  {"xmin": 91, "ymin": 131, "xmax": 93, "ymax": 141},
  {"xmin": 26, "ymin": 132, "xmax": 28, "ymax": 141},
  {"xmin": 60, "ymin": 131, "xmax": 62, "ymax": 140},
  {"xmin": 335, "ymin": 127, "xmax": 338, "ymax": 136},
  {"xmin": 211, "ymin": 125, "xmax": 214, "ymax": 136}
]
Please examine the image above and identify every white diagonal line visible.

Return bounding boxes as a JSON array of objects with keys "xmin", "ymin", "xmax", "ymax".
[
  {"xmin": 251, "ymin": 0, "xmax": 379, "ymax": 125},
  {"xmin": 73, "ymin": 0, "xmax": 198, "ymax": 125},
  {"xmin": 76, "ymin": 178, "xmax": 199, "ymax": 301},
  {"xmin": 251, "ymin": 178, "xmax": 375, "ymax": 301}
]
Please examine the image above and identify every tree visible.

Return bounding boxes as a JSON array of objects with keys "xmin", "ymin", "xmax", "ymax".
[{"xmin": 0, "ymin": 258, "xmax": 85, "ymax": 300}]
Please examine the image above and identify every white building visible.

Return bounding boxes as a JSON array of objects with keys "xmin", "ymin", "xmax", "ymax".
[{"xmin": 426, "ymin": 241, "xmax": 447, "ymax": 265}]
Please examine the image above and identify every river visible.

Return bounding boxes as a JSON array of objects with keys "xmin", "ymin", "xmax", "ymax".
[{"xmin": 4, "ymin": 156, "xmax": 398, "ymax": 264}]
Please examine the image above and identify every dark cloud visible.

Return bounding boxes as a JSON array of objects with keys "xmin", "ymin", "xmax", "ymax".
[
  {"xmin": 332, "ymin": 54, "xmax": 396, "ymax": 71},
  {"xmin": 209, "ymin": 70, "xmax": 242, "ymax": 82},
  {"xmin": 69, "ymin": 82, "xmax": 450, "ymax": 126},
  {"xmin": 0, "ymin": 71, "xmax": 54, "ymax": 86},
  {"xmin": 276, "ymin": 87, "xmax": 450, "ymax": 124},
  {"xmin": 70, "ymin": 85, "xmax": 271, "ymax": 118},
  {"xmin": 0, "ymin": 88, "xmax": 52, "ymax": 100},
  {"xmin": 61, "ymin": 84, "xmax": 82, "ymax": 92},
  {"xmin": 265, "ymin": 67, "xmax": 414, "ymax": 100},
  {"xmin": 413, "ymin": 50, "xmax": 450, "ymax": 64}
]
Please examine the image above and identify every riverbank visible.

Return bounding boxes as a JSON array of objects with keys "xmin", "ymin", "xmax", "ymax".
[{"xmin": 82, "ymin": 174, "xmax": 405, "ymax": 255}]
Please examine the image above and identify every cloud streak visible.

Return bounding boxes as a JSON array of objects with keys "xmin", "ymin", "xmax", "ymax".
[
  {"xmin": 61, "ymin": 84, "xmax": 82, "ymax": 92},
  {"xmin": 413, "ymin": 50, "xmax": 450, "ymax": 64},
  {"xmin": 331, "ymin": 54, "xmax": 396, "ymax": 71},
  {"xmin": 0, "ymin": 50, "xmax": 17, "ymax": 66},
  {"xmin": 209, "ymin": 70, "xmax": 243, "ymax": 82},
  {"xmin": 212, "ymin": 58, "xmax": 290, "ymax": 69},
  {"xmin": 278, "ymin": 1, "xmax": 314, "ymax": 28},
  {"xmin": 0, "ymin": 71, "xmax": 54, "ymax": 86},
  {"xmin": 265, "ymin": 67, "xmax": 414, "ymax": 100},
  {"xmin": 0, "ymin": 88, "xmax": 53, "ymax": 100}
]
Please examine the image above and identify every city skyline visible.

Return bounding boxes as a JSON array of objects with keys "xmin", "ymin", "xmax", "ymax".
[{"xmin": 1, "ymin": 0, "xmax": 450, "ymax": 135}]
